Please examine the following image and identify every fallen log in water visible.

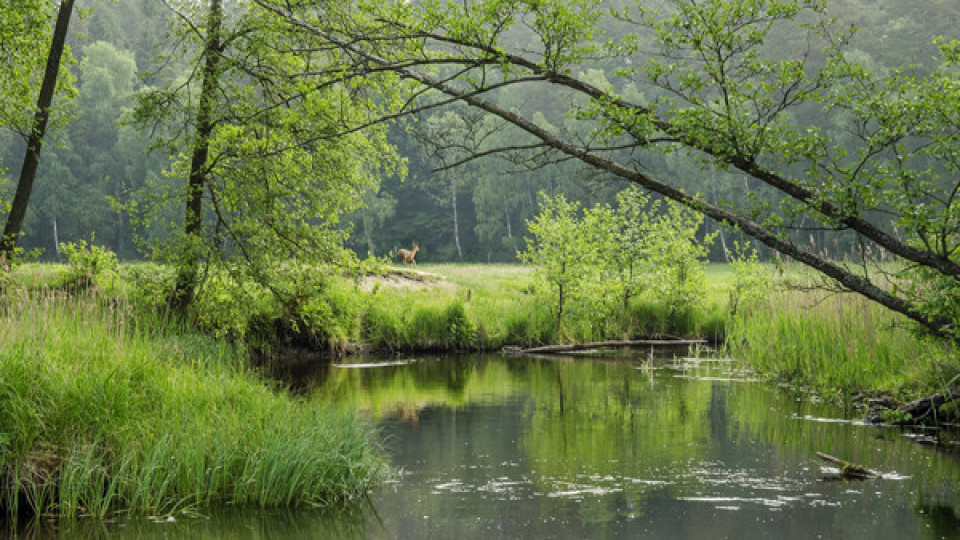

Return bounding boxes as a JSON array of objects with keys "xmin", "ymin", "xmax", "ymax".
[
  {"xmin": 866, "ymin": 386, "xmax": 960, "ymax": 425},
  {"xmin": 816, "ymin": 452, "xmax": 878, "ymax": 480},
  {"xmin": 505, "ymin": 338, "xmax": 708, "ymax": 355}
]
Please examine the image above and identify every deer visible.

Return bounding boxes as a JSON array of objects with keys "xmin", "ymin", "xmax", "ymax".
[{"xmin": 396, "ymin": 241, "xmax": 419, "ymax": 266}]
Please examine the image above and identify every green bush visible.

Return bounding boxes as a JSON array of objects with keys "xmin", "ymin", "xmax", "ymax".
[
  {"xmin": 362, "ymin": 298, "xmax": 407, "ymax": 351},
  {"xmin": 443, "ymin": 301, "xmax": 478, "ymax": 350},
  {"xmin": 193, "ymin": 270, "xmax": 261, "ymax": 339},
  {"xmin": 521, "ymin": 188, "xmax": 715, "ymax": 341},
  {"xmin": 58, "ymin": 239, "xmax": 119, "ymax": 292}
]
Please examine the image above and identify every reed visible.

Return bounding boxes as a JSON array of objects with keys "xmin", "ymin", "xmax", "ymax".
[
  {"xmin": 726, "ymin": 287, "xmax": 958, "ymax": 397},
  {"xmin": 0, "ymin": 287, "xmax": 385, "ymax": 519}
]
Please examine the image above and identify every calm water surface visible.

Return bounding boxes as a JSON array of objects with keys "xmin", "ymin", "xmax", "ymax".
[{"xmin": 38, "ymin": 351, "xmax": 960, "ymax": 538}]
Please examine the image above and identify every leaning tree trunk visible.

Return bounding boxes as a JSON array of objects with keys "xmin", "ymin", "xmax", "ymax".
[
  {"xmin": 254, "ymin": 1, "xmax": 960, "ymax": 339},
  {"xmin": 0, "ymin": 0, "xmax": 75, "ymax": 259},
  {"xmin": 170, "ymin": 0, "xmax": 224, "ymax": 312}
]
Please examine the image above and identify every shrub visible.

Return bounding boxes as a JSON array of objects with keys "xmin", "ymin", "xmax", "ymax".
[
  {"xmin": 58, "ymin": 239, "xmax": 119, "ymax": 292},
  {"xmin": 443, "ymin": 301, "xmax": 478, "ymax": 350}
]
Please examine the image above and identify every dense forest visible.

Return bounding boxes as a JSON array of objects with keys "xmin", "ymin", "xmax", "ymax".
[{"xmin": 2, "ymin": 0, "xmax": 955, "ymax": 263}]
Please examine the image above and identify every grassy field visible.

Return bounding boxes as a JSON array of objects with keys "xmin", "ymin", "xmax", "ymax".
[
  {"xmin": 415, "ymin": 262, "xmax": 740, "ymax": 303},
  {"xmin": 372, "ymin": 262, "xmax": 729, "ymax": 348}
]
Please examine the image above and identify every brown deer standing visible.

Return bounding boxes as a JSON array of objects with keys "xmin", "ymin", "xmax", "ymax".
[{"xmin": 397, "ymin": 242, "xmax": 419, "ymax": 266}]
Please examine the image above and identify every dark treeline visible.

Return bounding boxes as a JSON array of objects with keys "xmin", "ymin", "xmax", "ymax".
[{"xmin": 0, "ymin": 0, "xmax": 954, "ymax": 262}]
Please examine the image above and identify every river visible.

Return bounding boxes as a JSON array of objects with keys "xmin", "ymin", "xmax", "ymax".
[{"xmin": 35, "ymin": 349, "xmax": 960, "ymax": 538}]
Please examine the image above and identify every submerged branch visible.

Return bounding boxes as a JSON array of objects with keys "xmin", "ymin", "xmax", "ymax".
[
  {"xmin": 506, "ymin": 339, "xmax": 708, "ymax": 355},
  {"xmin": 815, "ymin": 452, "xmax": 878, "ymax": 480}
]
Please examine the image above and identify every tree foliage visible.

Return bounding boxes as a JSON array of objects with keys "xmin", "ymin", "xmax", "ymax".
[
  {"xmin": 0, "ymin": 1, "xmax": 48, "ymax": 130},
  {"xmin": 521, "ymin": 194, "xmax": 591, "ymax": 334},
  {"xmin": 254, "ymin": 0, "xmax": 960, "ymax": 340},
  {"xmin": 522, "ymin": 188, "xmax": 712, "ymax": 339},
  {"xmin": 127, "ymin": 0, "xmax": 404, "ymax": 309}
]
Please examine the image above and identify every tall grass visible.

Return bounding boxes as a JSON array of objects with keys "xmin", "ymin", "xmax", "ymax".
[
  {"xmin": 726, "ymin": 287, "xmax": 959, "ymax": 398},
  {"xmin": 356, "ymin": 264, "xmax": 722, "ymax": 351},
  {"xmin": 0, "ymin": 287, "xmax": 386, "ymax": 520}
]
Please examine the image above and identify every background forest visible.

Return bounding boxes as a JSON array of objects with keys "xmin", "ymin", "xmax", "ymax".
[{"xmin": 0, "ymin": 0, "xmax": 956, "ymax": 263}]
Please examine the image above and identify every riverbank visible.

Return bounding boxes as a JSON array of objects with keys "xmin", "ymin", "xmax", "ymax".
[
  {"xmin": 368, "ymin": 263, "xmax": 958, "ymax": 409},
  {"xmin": 2, "ymin": 259, "xmax": 957, "ymax": 522},
  {"xmin": 0, "ymin": 283, "xmax": 386, "ymax": 520},
  {"xmin": 11, "ymin": 260, "xmax": 955, "ymax": 402},
  {"xmin": 336, "ymin": 262, "xmax": 727, "ymax": 353},
  {"xmin": 246, "ymin": 260, "xmax": 957, "ymax": 406},
  {"xmin": 726, "ymin": 283, "xmax": 959, "ymax": 409}
]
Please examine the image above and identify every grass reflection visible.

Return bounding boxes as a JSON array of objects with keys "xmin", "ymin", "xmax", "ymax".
[{"xmin": 307, "ymin": 351, "xmax": 960, "ymax": 536}]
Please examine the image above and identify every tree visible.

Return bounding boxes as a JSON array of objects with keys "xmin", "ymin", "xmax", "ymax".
[
  {"xmin": 636, "ymin": 197, "xmax": 715, "ymax": 313},
  {"xmin": 0, "ymin": 0, "xmax": 51, "ymax": 130},
  {"xmin": 522, "ymin": 188, "xmax": 713, "ymax": 340},
  {"xmin": 170, "ymin": 0, "xmax": 224, "ymax": 311},
  {"xmin": 1, "ymin": 0, "xmax": 76, "ymax": 259},
  {"xmin": 256, "ymin": 0, "xmax": 960, "ymax": 340},
  {"xmin": 131, "ymin": 0, "xmax": 402, "ymax": 311},
  {"xmin": 521, "ymin": 194, "xmax": 592, "ymax": 334},
  {"xmin": 609, "ymin": 187, "xmax": 652, "ymax": 310}
]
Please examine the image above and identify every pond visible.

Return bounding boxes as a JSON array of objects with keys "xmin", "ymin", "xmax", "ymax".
[{"xmin": 33, "ymin": 349, "xmax": 960, "ymax": 538}]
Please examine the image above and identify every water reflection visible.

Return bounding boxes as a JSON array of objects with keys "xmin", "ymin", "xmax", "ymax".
[
  {"xmin": 18, "ymin": 351, "xmax": 960, "ymax": 538},
  {"xmin": 14, "ymin": 506, "xmax": 372, "ymax": 539},
  {"xmin": 314, "ymin": 352, "xmax": 960, "ymax": 539}
]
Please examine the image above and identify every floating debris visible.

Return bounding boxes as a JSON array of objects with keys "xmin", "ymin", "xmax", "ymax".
[
  {"xmin": 333, "ymin": 359, "xmax": 418, "ymax": 368},
  {"xmin": 816, "ymin": 452, "xmax": 878, "ymax": 480}
]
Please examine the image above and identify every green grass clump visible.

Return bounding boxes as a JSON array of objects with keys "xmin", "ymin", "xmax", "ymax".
[
  {"xmin": 386, "ymin": 263, "xmax": 720, "ymax": 349},
  {"xmin": 725, "ymin": 287, "xmax": 959, "ymax": 398},
  {"xmin": 359, "ymin": 287, "xmax": 480, "ymax": 351},
  {"xmin": 0, "ymin": 288, "xmax": 385, "ymax": 520}
]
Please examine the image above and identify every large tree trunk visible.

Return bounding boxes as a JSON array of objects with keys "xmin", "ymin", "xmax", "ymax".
[
  {"xmin": 0, "ymin": 0, "xmax": 75, "ymax": 259},
  {"xmin": 170, "ymin": 0, "xmax": 224, "ymax": 312}
]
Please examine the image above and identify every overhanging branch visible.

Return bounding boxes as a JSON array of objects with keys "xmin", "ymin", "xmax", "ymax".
[{"xmin": 254, "ymin": 0, "xmax": 953, "ymax": 338}]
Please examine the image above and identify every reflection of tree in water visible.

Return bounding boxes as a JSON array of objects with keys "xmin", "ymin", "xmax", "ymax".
[
  {"xmin": 310, "ymin": 355, "xmax": 527, "ymax": 420},
  {"xmin": 708, "ymin": 385, "xmax": 729, "ymax": 444},
  {"xmin": 522, "ymin": 359, "xmax": 712, "ymax": 494},
  {"xmin": 915, "ymin": 501, "xmax": 960, "ymax": 539},
  {"xmin": 309, "ymin": 353, "xmax": 960, "ymax": 536}
]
